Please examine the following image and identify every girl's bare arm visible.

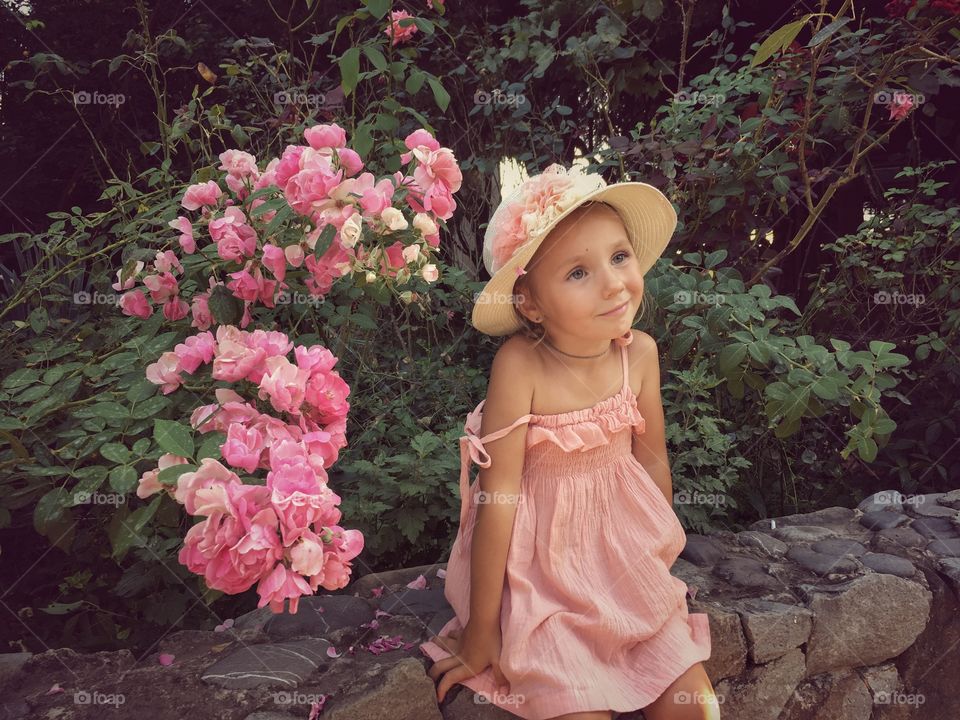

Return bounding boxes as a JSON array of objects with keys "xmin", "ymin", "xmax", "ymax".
[
  {"xmin": 629, "ymin": 330, "xmax": 673, "ymax": 504},
  {"xmin": 466, "ymin": 337, "xmax": 533, "ymax": 630}
]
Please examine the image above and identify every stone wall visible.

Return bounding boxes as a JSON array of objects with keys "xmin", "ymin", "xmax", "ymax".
[{"xmin": 1, "ymin": 489, "xmax": 958, "ymax": 719}]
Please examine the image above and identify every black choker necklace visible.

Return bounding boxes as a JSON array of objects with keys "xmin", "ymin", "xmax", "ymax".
[{"xmin": 543, "ymin": 338, "xmax": 610, "ymax": 359}]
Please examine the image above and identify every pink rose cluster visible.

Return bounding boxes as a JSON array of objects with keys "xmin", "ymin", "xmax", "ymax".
[
  {"xmin": 114, "ymin": 250, "xmax": 191, "ymax": 322},
  {"xmin": 142, "ymin": 449, "xmax": 362, "ymax": 614},
  {"xmin": 139, "ymin": 325, "xmax": 359, "ymax": 613},
  {"xmin": 116, "ymin": 124, "xmax": 461, "ymax": 329}
]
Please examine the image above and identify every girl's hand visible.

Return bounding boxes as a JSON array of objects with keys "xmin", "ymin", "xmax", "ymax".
[{"xmin": 426, "ymin": 621, "xmax": 508, "ymax": 703}]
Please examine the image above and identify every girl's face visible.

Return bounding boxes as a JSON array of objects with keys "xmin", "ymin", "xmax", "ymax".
[{"xmin": 516, "ymin": 203, "xmax": 646, "ymax": 350}]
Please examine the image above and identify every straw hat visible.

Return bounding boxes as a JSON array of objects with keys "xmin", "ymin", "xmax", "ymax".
[{"xmin": 471, "ymin": 163, "xmax": 677, "ymax": 336}]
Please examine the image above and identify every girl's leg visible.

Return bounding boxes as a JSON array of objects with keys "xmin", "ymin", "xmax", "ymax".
[
  {"xmin": 546, "ymin": 713, "xmax": 613, "ymax": 720},
  {"xmin": 641, "ymin": 663, "xmax": 721, "ymax": 720}
]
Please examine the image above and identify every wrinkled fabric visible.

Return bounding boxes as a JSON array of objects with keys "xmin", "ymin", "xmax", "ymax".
[{"xmin": 420, "ymin": 332, "xmax": 711, "ymax": 719}]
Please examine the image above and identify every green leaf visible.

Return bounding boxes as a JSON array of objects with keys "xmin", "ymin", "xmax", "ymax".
[
  {"xmin": 249, "ymin": 196, "xmax": 286, "ymax": 217},
  {"xmin": 362, "ymin": 44, "xmax": 388, "ymax": 72},
  {"xmin": 109, "ymin": 465, "xmax": 138, "ymax": 493},
  {"xmin": 34, "ymin": 487, "xmax": 69, "ymax": 535},
  {"xmin": 29, "ymin": 307, "xmax": 49, "ymax": 334},
  {"xmin": 157, "ymin": 463, "xmax": 198, "ymax": 486},
  {"xmin": 806, "ymin": 17, "xmax": 852, "ymax": 47},
  {"xmin": 362, "ymin": 0, "xmax": 390, "ymax": 19},
  {"xmin": 40, "ymin": 600, "xmax": 84, "ymax": 615},
  {"xmin": 208, "ymin": 284, "xmax": 244, "ymax": 325},
  {"xmin": 427, "ymin": 76, "xmax": 450, "ymax": 112},
  {"xmin": 829, "ymin": 338, "xmax": 851, "ymax": 352},
  {"xmin": 89, "ymin": 402, "xmax": 129, "ymax": 422},
  {"xmin": 3, "ymin": 368, "xmax": 39, "ymax": 390},
  {"xmin": 154, "ymin": 419, "xmax": 194, "ymax": 458},
  {"xmin": 704, "ymin": 249, "xmax": 727, "ymax": 268},
  {"xmin": 811, "ymin": 377, "xmax": 840, "ymax": 400},
  {"xmin": 100, "ymin": 442, "xmax": 131, "ymax": 464},
  {"xmin": 130, "ymin": 395, "xmax": 171, "ymax": 420},
  {"xmin": 717, "ymin": 344, "xmax": 747, "ymax": 376},
  {"xmin": 339, "ymin": 47, "xmax": 361, "ymax": 97},
  {"xmin": 412, "ymin": 17, "xmax": 435, "ymax": 34},
  {"xmin": 353, "ymin": 122, "xmax": 374, "ymax": 158},
  {"xmin": 110, "ymin": 496, "xmax": 162, "ymax": 560},
  {"xmin": 857, "ymin": 435, "xmax": 878, "ymax": 462},
  {"xmin": 313, "ymin": 223, "xmax": 338, "ymax": 259},
  {"xmin": 751, "ymin": 19, "xmax": 807, "ymax": 68},
  {"xmin": 197, "ymin": 432, "xmax": 225, "ymax": 461},
  {"xmin": 869, "ymin": 340, "xmax": 897, "ymax": 355},
  {"xmin": 405, "ymin": 69, "xmax": 426, "ymax": 95}
]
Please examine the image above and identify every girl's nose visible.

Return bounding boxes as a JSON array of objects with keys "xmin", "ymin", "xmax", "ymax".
[{"xmin": 602, "ymin": 267, "xmax": 626, "ymax": 295}]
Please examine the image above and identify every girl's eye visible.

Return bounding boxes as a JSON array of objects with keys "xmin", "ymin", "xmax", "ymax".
[
  {"xmin": 569, "ymin": 268, "xmax": 585, "ymax": 280},
  {"xmin": 613, "ymin": 251, "xmax": 629, "ymax": 263},
  {"xmin": 567, "ymin": 251, "xmax": 630, "ymax": 280}
]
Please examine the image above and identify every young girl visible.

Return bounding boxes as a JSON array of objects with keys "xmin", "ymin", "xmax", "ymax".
[{"xmin": 420, "ymin": 164, "xmax": 718, "ymax": 720}]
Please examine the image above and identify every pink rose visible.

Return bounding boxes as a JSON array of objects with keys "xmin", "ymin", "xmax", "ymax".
[
  {"xmin": 227, "ymin": 269, "xmax": 260, "ymax": 302},
  {"xmin": 169, "ymin": 216, "xmax": 196, "ymax": 254},
  {"xmin": 288, "ymin": 530, "xmax": 326, "ymax": 576},
  {"xmin": 119, "ymin": 289, "xmax": 152, "ymax": 319},
  {"xmin": 385, "ymin": 10, "xmax": 419, "ymax": 47},
  {"xmin": 154, "ymin": 250, "xmax": 183, "ymax": 275},
  {"xmin": 261, "ymin": 243, "xmax": 287, "ymax": 283},
  {"xmin": 181, "ymin": 180, "xmax": 222, "ymax": 211},
  {"xmin": 258, "ymin": 356, "xmax": 309, "ymax": 415},
  {"xmin": 174, "ymin": 332, "xmax": 216, "ymax": 374},
  {"xmin": 191, "ymin": 292, "xmax": 212, "ymax": 331},
  {"xmin": 112, "ymin": 261, "xmax": 144, "ymax": 292},
  {"xmin": 162, "ymin": 296, "xmax": 190, "ymax": 321},
  {"xmin": 222, "ymin": 423, "xmax": 265, "ymax": 473},
  {"xmin": 304, "ymin": 123, "xmax": 347, "ymax": 150},
  {"xmin": 212, "ymin": 331, "xmax": 268, "ymax": 384},
  {"xmin": 294, "ymin": 345, "xmax": 338, "ymax": 374},
  {"xmin": 145, "ymin": 351, "xmax": 183, "ymax": 394},
  {"xmin": 255, "ymin": 563, "xmax": 313, "ymax": 614},
  {"xmin": 335, "ymin": 147, "xmax": 363, "ymax": 177},
  {"xmin": 142, "ymin": 272, "xmax": 179, "ymax": 303},
  {"xmin": 304, "ymin": 369, "xmax": 350, "ymax": 424},
  {"xmin": 218, "ymin": 149, "xmax": 259, "ymax": 179}
]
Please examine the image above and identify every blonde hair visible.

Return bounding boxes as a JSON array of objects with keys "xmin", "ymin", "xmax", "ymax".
[{"xmin": 507, "ymin": 200, "xmax": 652, "ymax": 344}]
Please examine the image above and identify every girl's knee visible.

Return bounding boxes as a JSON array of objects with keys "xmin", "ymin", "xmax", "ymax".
[
  {"xmin": 547, "ymin": 712, "xmax": 613, "ymax": 720},
  {"xmin": 644, "ymin": 662, "xmax": 720, "ymax": 720}
]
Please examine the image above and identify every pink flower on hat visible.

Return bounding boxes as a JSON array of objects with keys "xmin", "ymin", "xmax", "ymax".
[{"xmin": 489, "ymin": 164, "xmax": 578, "ymax": 272}]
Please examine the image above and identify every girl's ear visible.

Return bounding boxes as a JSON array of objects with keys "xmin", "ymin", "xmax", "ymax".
[{"xmin": 513, "ymin": 279, "xmax": 541, "ymax": 323}]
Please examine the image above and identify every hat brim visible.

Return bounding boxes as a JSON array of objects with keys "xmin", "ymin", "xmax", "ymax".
[{"xmin": 471, "ymin": 182, "xmax": 677, "ymax": 336}]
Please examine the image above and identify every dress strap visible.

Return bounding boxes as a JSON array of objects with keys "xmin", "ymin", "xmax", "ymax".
[
  {"xmin": 614, "ymin": 330, "xmax": 633, "ymax": 394},
  {"xmin": 456, "ymin": 399, "xmax": 532, "ymax": 528}
]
